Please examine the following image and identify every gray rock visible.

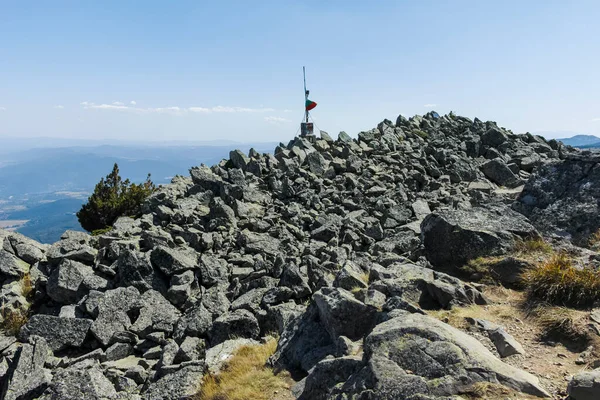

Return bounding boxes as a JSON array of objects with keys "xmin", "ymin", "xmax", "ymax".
[
  {"xmin": 481, "ymin": 158, "xmax": 522, "ymax": 188},
  {"xmin": 173, "ymin": 303, "xmax": 213, "ymax": 341},
  {"xmin": 159, "ymin": 339, "xmax": 179, "ymax": 367},
  {"xmin": 411, "ymin": 199, "xmax": 431, "ymax": 219},
  {"xmin": 357, "ymin": 313, "xmax": 549, "ymax": 398},
  {"xmin": 209, "ymin": 309, "xmax": 260, "ymax": 345},
  {"xmin": 46, "ymin": 259, "xmax": 94, "ymax": 304},
  {"xmin": 150, "ymin": 246, "xmax": 197, "ymax": 276},
  {"xmin": 0, "ymin": 250, "xmax": 29, "ymax": 278},
  {"xmin": 47, "ymin": 236, "xmax": 97, "ymax": 266},
  {"xmin": 298, "ymin": 356, "xmax": 364, "ymax": 400},
  {"xmin": 90, "ymin": 287, "xmax": 142, "ymax": 346},
  {"xmin": 142, "ymin": 365, "xmax": 204, "ymax": 400},
  {"xmin": 421, "ymin": 205, "xmax": 538, "ymax": 270},
  {"xmin": 199, "ymin": 254, "xmax": 229, "ymax": 286},
  {"xmin": 175, "ymin": 336, "xmax": 205, "ymax": 363},
  {"xmin": 130, "ymin": 290, "xmax": 181, "ymax": 337},
  {"xmin": 19, "ymin": 315, "xmax": 93, "ymax": 351},
  {"xmin": 105, "ymin": 342, "xmax": 133, "ymax": 361},
  {"xmin": 488, "ymin": 328, "xmax": 526, "ymax": 357},
  {"xmin": 230, "ymin": 149, "xmax": 250, "ymax": 170},
  {"xmin": 3, "ymin": 231, "xmax": 47, "ymax": 264},
  {"xmin": 2, "ymin": 336, "xmax": 52, "ymax": 400},
  {"xmin": 369, "ymin": 262, "xmax": 486, "ymax": 309},
  {"xmin": 313, "ymin": 287, "xmax": 378, "ymax": 341},
  {"xmin": 568, "ymin": 369, "xmax": 600, "ymax": 400},
  {"xmin": 116, "ymin": 249, "xmax": 166, "ymax": 292},
  {"xmin": 481, "ymin": 127, "xmax": 508, "ymax": 147},
  {"xmin": 189, "ymin": 165, "xmax": 222, "ymax": 193},
  {"xmin": 333, "ymin": 261, "xmax": 367, "ymax": 291},
  {"xmin": 46, "ymin": 365, "xmax": 119, "ymax": 399},
  {"xmin": 514, "ymin": 157, "xmax": 600, "ymax": 246}
]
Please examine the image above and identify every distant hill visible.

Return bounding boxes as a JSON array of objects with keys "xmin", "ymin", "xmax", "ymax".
[
  {"xmin": 557, "ymin": 134, "xmax": 600, "ymax": 148},
  {"xmin": 579, "ymin": 142, "xmax": 600, "ymax": 149}
]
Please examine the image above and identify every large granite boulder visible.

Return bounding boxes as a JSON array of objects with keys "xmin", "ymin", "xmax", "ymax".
[
  {"xmin": 514, "ymin": 155, "xmax": 600, "ymax": 246},
  {"xmin": 421, "ymin": 205, "xmax": 538, "ymax": 271}
]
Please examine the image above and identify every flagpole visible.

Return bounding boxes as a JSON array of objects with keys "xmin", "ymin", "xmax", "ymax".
[{"xmin": 303, "ymin": 66, "xmax": 308, "ymax": 123}]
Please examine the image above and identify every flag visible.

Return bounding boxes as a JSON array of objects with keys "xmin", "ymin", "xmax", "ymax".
[{"xmin": 305, "ymin": 99, "xmax": 317, "ymax": 111}]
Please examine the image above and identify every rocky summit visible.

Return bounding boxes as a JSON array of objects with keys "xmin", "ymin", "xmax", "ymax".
[{"xmin": 1, "ymin": 111, "xmax": 599, "ymax": 399}]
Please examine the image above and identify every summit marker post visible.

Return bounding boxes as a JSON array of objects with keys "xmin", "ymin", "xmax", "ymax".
[{"xmin": 301, "ymin": 66, "xmax": 315, "ymax": 137}]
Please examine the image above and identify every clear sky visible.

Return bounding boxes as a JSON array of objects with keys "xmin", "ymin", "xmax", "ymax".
[{"xmin": 1, "ymin": 0, "xmax": 599, "ymax": 142}]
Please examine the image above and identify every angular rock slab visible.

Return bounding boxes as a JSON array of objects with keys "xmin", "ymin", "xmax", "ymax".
[
  {"xmin": 3, "ymin": 336, "xmax": 52, "ymax": 400},
  {"xmin": 90, "ymin": 286, "xmax": 142, "ymax": 346},
  {"xmin": 568, "ymin": 369, "xmax": 600, "ymax": 400},
  {"xmin": 20, "ymin": 315, "xmax": 93, "ymax": 352},
  {"xmin": 359, "ymin": 313, "xmax": 549, "ymax": 398},
  {"xmin": 313, "ymin": 287, "xmax": 378, "ymax": 341},
  {"xmin": 421, "ymin": 205, "xmax": 538, "ymax": 270},
  {"xmin": 142, "ymin": 365, "xmax": 204, "ymax": 400},
  {"xmin": 45, "ymin": 365, "xmax": 119, "ymax": 399}
]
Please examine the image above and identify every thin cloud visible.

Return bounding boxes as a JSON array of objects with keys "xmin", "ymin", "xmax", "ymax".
[
  {"xmin": 148, "ymin": 107, "xmax": 184, "ymax": 115},
  {"xmin": 54, "ymin": 105, "xmax": 65, "ymax": 109},
  {"xmin": 91, "ymin": 103, "xmax": 130, "ymax": 110},
  {"xmin": 81, "ymin": 102, "xmax": 277, "ymax": 115},
  {"xmin": 265, "ymin": 116, "xmax": 291, "ymax": 124},
  {"xmin": 0, "ymin": 107, "xmax": 6, "ymax": 111},
  {"xmin": 189, "ymin": 106, "xmax": 275, "ymax": 113},
  {"xmin": 424, "ymin": 103, "xmax": 437, "ymax": 108},
  {"xmin": 591, "ymin": 118, "xmax": 600, "ymax": 122}
]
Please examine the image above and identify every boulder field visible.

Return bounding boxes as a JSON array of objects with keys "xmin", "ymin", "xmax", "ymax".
[{"xmin": 1, "ymin": 111, "xmax": 599, "ymax": 399}]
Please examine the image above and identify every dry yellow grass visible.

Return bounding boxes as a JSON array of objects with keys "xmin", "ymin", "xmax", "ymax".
[
  {"xmin": 589, "ymin": 229, "xmax": 600, "ymax": 250},
  {"xmin": 428, "ymin": 301, "xmax": 517, "ymax": 331},
  {"xmin": 514, "ymin": 237, "xmax": 554, "ymax": 255},
  {"xmin": 0, "ymin": 304, "xmax": 29, "ymax": 336},
  {"xmin": 196, "ymin": 338, "xmax": 291, "ymax": 400},
  {"xmin": 359, "ymin": 272, "xmax": 370, "ymax": 284},
  {"xmin": 20, "ymin": 272, "xmax": 33, "ymax": 299},
  {"xmin": 0, "ymin": 273, "xmax": 33, "ymax": 336},
  {"xmin": 526, "ymin": 304, "xmax": 598, "ymax": 349},
  {"xmin": 522, "ymin": 252, "xmax": 600, "ymax": 307}
]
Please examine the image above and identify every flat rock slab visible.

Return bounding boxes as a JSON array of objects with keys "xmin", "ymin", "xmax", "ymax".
[
  {"xmin": 20, "ymin": 315, "xmax": 93, "ymax": 352},
  {"xmin": 360, "ymin": 313, "xmax": 549, "ymax": 398},
  {"xmin": 421, "ymin": 205, "xmax": 538, "ymax": 270}
]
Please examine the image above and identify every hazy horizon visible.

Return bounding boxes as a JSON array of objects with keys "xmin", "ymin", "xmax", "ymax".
[{"xmin": 2, "ymin": 1, "xmax": 600, "ymax": 141}]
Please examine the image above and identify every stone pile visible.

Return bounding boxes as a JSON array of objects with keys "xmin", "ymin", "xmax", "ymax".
[{"xmin": 0, "ymin": 111, "xmax": 591, "ymax": 399}]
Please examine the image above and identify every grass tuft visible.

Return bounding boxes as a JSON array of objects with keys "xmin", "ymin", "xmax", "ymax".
[
  {"xmin": 359, "ymin": 272, "xmax": 370, "ymax": 284},
  {"xmin": 525, "ymin": 304, "xmax": 598, "ymax": 351},
  {"xmin": 20, "ymin": 272, "xmax": 33, "ymax": 299},
  {"xmin": 92, "ymin": 226, "xmax": 113, "ymax": 236},
  {"xmin": 514, "ymin": 238, "xmax": 554, "ymax": 255},
  {"xmin": 413, "ymin": 130, "xmax": 429, "ymax": 139},
  {"xmin": 461, "ymin": 256, "xmax": 503, "ymax": 284},
  {"xmin": 196, "ymin": 338, "xmax": 290, "ymax": 400},
  {"xmin": 589, "ymin": 229, "xmax": 600, "ymax": 251},
  {"xmin": 522, "ymin": 253, "xmax": 600, "ymax": 308},
  {"xmin": 0, "ymin": 304, "xmax": 29, "ymax": 336}
]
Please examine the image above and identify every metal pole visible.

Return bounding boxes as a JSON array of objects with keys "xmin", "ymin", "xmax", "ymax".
[{"xmin": 303, "ymin": 66, "xmax": 308, "ymax": 123}]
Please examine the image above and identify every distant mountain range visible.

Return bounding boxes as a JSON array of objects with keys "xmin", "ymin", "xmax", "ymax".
[
  {"xmin": 556, "ymin": 134, "xmax": 600, "ymax": 148},
  {"xmin": 0, "ymin": 141, "xmax": 277, "ymax": 243}
]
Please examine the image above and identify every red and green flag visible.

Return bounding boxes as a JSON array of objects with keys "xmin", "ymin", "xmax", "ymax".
[{"xmin": 305, "ymin": 99, "xmax": 317, "ymax": 111}]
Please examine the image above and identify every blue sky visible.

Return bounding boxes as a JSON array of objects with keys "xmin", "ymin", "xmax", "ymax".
[{"xmin": 1, "ymin": 0, "xmax": 599, "ymax": 142}]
